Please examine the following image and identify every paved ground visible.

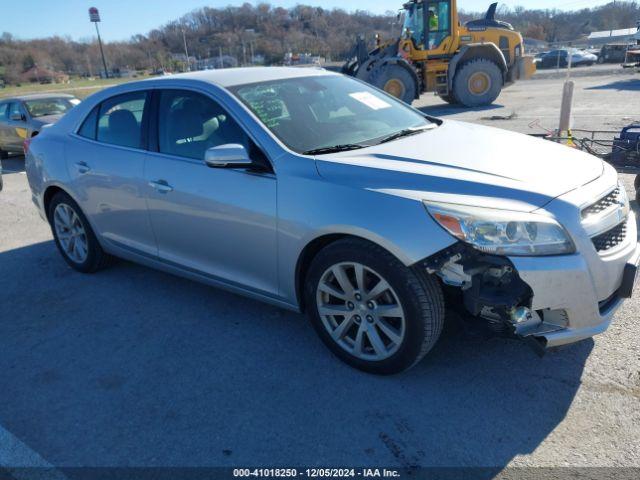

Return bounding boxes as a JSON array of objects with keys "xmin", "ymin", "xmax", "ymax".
[{"xmin": 0, "ymin": 70, "xmax": 639, "ymax": 472}]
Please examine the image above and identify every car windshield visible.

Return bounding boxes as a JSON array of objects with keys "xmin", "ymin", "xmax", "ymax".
[
  {"xmin": 24, "ymin": 97, "xmax": 79, "ymax": 118},
  {"xmin": 229, "ymin": 75, "xmax": 434, "ymax": 154}
]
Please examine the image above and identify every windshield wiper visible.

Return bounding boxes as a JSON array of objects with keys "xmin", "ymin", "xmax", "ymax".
[
  {"xmin": 303, "ymin": 144, "xmax": 368, "ymax": 155},
  {"xmin": 377, "ymin": 125, "xmax": 435, "ymax": 145}
]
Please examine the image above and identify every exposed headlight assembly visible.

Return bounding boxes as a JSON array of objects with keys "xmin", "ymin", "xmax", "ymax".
[{"xmin": 424, "ymin": 202, "xmax": 575, "ymax": 256}]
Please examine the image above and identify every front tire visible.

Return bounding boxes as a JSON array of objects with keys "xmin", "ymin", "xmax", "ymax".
[
  {"xmin": 48, "ymin": 192, "xmax": 112, "ymax": 273},
  {"xmin": 305, "ymin": 239, "xmax": 444, "ymax": 375},
  {"xmin": 0, "ymin": 147, "xmax": 8, "ymax": 160},
  {"xmin": 452, "ymin": 58, "xmax": 503, "ymax": 107}
]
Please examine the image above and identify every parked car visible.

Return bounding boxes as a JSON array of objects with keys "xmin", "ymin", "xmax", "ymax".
[
  {"xmin": 0, "ymin": 93, "xmax": 80, "ymax": 159},
  {"xmin": 598, "ymin": 44, "xmax": 636, "ymax": 64},
  {"xmin": 533, "ymin": 51, "xmax": 548, "ymax": 66},
  {"xmin": 25, "ymin": 68, "xmax": 640, "ymax": 374},
  {"xmin": 539, "ymin": 49, "xmax": 597, "ymax": 68}
]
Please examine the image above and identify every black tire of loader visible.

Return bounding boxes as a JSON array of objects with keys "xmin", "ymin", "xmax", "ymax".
[
  {"xmin": 452, "ymin": 58, "xmax": 503, "ymax": 108},
  {"xmin": 367, "ymin": 63, "xmax": 417, "ymax": 105}
]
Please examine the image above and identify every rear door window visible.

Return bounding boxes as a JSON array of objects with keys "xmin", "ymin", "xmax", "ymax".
[
  {"xmin": 0, "ymin": 103, "xmax": 7, "ymax": 120},
  {"xmin": 97, "ymin": 92, "xmax": 148, "ymax": 149}
]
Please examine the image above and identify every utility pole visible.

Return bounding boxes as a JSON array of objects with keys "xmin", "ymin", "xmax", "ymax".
[
  {"xmin": 245, "ymin": 29, "xmax": 256, "ymax": 65},
  {"xmin": 182, "ymin": 28, "xmax": 190, "ymax": 71},
  {"xmin": 89, "ymin": 7, "xmax": 109, "ymax": 79},
  {"xmin": 241, "ymin": 36, "xmax": 247, "ymax": 66}
]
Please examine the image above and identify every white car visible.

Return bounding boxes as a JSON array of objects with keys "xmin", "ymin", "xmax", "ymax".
[{"xmin": 540, "ymin": 49, "xmax": 597, "ymax": 68}]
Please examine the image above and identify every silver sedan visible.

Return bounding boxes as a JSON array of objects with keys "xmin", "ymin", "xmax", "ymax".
[{"xmin": 25, "ymin": 67, "xmax": 639, "ymax": 374}]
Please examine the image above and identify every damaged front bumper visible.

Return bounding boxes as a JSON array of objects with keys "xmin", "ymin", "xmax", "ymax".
[
  {"xmin": 421, "ymin": 211, "xmax": 639, "ymax": 352},
  {"xmin": 510, "ymin": 231, "xmax": 640, "ymax": 348}
]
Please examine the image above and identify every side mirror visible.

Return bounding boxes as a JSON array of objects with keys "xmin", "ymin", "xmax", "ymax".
[
  {"xmin": 204, "ymin": 144, "xmax": 253, "ymax": 169},
  {"xmin": 10, "ymin": 113, "xmax": 24, "ymax": 122}
]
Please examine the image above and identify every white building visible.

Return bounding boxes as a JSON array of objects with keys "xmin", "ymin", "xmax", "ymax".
[{"xmin": 587, "ymin": 27, "xmax": 639, "ymax": 45}]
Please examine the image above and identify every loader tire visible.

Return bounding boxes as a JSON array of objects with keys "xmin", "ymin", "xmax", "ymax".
[
  {"xmin": 452, "ymin": 58, "xmax": 502, "ymax": 108},
  {"xmin": 438, "ymin": 94, "xmax": 459, "ymax": 105},
  {"xmin": 367, "ymin": 63, "xmax": 417, "ymax": 104}
]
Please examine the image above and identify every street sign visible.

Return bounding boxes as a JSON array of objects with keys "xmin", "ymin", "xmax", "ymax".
[{"xmin": 89, "ymin": 7, "xmax": 101, "ymax": 23}]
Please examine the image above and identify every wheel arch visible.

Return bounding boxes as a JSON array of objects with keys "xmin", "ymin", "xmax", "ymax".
[
  {"xmin": 294, "ymin": 231, "xmax": 415, "ymax": 313},
  {"xmin": 43, "ymin": 184, "xmax": 70, "ymax": 220},
  {"xmin": 448, "ymin": 43, "xmax": 507, "ymax": 91},
  {"xmin": 42, "ymin": 184, "xmax": 99, "ymax": 238}
]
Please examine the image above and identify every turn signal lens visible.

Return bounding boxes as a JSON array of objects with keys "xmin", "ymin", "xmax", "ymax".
[{"xmin": 432, "ymin": 212, "xmax": 464, "ymax": 239}]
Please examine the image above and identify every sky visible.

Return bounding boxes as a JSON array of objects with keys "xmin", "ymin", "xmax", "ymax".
[{"xmin": 1, "ymin": 0, "xmax": 617, "ymax": 42}]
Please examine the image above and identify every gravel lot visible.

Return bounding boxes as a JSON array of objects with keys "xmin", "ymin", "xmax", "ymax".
[{"xmin": 0, "ymin": 68, "xmax": 639, "ymax": 473}]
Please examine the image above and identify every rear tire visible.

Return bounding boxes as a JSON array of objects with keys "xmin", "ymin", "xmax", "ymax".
[
  {"xmin": 305, "ymin": 238, "xmax": 444, "ymax": 375},
  {"xmin": 367, "ymin": 63, "xmax": 418, "ymax": 105},
  {"xmin": 48, "ymin": 192, "xmax": 113, "ymax": 273},
  {"xmin": 452, "ymin": 58, "xmax": 503, "ymax": 107}
]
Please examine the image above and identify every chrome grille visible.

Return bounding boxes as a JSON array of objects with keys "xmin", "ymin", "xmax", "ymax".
[
  {"xmin": 591, "ymin": 221, "xmax": 627, "ymax": 252},
  {"xmin": 581, "ymin": 187, "xmax": 622, "ymax": 219}
]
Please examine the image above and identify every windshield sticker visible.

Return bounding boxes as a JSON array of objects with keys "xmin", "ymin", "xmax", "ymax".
[{"xmin": 349, "ymin": 92, "xmax": 392, "ymax": 110}]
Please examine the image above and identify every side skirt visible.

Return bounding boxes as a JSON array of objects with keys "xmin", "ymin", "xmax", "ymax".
[{"xmin": 103, "ymin": 240, "xmax": 302, "ymax": 313}]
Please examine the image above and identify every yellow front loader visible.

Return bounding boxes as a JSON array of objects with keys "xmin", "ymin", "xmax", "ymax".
[{"xmin": 342, "ymin": 1, "xmax": 536, "ymax": 107}]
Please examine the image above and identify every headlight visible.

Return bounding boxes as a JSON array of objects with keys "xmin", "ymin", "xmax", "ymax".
[{"xmin": 424, "ymin": 202, "xmax": 575, "ymax": 256}]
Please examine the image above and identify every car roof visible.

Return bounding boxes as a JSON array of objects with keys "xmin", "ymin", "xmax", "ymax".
[
  {"xmin": 140, "ymin": 66, "xmax": 337, "ymax": 88},
  {"xmin": 0, "ymin": 93, "xmax": 77, "ymax": 102}
]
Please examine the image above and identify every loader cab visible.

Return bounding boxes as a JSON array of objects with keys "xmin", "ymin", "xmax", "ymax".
[{"xmin": 402, "ymin": 0, "xmax": 453, "ymax": 52}]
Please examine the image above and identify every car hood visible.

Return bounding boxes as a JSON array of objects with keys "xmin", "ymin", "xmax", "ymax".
[
  {"xmin": 314, "ymin": 120, "xmax": 604, "ymax": 212},
  {"xmin": 30, "ymin": 114, "xmax": 63, "ymax": 128}
]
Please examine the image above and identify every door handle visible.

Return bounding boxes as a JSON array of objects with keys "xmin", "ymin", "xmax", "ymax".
[
  {"xmin": 149, "ymin": 180, "xmax": 173, "ymax": 193},
  {"xmin": 74, "ymin": 161, "xmax": 91, "ymax": 174}
]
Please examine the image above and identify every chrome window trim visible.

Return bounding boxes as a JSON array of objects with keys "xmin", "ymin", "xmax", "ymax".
[{"xmin": 68, "ymin": 132, "xmax": 148, "ymax": 155}]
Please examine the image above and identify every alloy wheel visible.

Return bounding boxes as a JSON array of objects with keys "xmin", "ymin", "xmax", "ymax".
[
  {"xmin": 53, "ymin": 203, "xmax": 88, "ymax": 264},
  {"xmin": 316, "ymin": 262, "xmax": 406, "ymax": 361}
]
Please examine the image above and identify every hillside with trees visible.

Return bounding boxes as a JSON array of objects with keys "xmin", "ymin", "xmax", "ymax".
[{"xmin": 1, "ymin": 1, "xmax": 639, "ymax": 85}]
